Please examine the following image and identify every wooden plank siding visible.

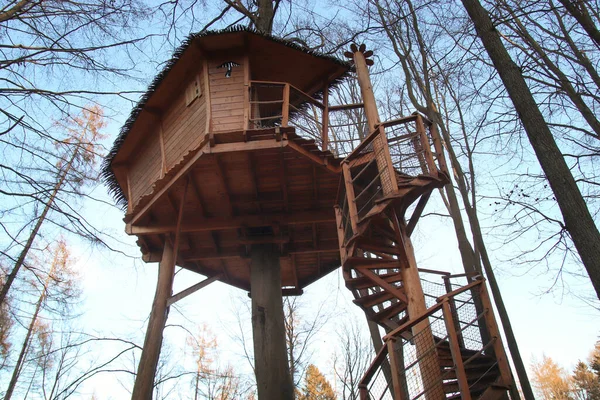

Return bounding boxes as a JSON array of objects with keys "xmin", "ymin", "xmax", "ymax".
[
  {"xmin": 209, "ymin": 57, "xmax": 245, "ymax": 132},
  {"xmin": 128, "ymin": 67, "xmax": 208, "ymax": 207}
]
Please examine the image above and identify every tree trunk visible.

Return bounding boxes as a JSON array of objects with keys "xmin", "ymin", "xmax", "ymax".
[
  {"xmin": 131, "ymin": 239, "xmax": 177, "ymax": 400},
  {"xmin": 250, "ymin": 244, "xmax": 294, "ymax": 400},
  {"xmin": 556, "ymin": 0, "xmax": 600, "ymax": 48},
  {"xmin": 4, "ymin": 282, "xmax": 45, "ymax": 400},
  {"xmin": 0, "ymin": 146, "xmax": 77, "ymax": 308},
  {"xmin": 460, "ymin": 0, "xmax": 600, "ymax": 300}
]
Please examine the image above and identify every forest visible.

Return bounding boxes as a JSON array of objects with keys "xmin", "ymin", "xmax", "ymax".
[{"xmin": 0, "ymin": 0, "xmax": 599, "ymax": 398}]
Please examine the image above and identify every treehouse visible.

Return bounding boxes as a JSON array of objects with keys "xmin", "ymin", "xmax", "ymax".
[
  {"xmin": 103, "ymin": 27, "xmax": 518, "ymax": 400},
  {"xmin": 103, "ymin": 28, "xmax": 354, "ymax": 294}
]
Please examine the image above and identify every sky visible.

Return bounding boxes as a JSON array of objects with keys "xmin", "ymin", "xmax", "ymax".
[{"xmin": 1, "ymin": 0, "xmax": 599, "ymax": 398}]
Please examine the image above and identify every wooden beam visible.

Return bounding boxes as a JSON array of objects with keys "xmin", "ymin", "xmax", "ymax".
[
  {"xmin": 280, "ymin": 150, "xmax": 289, "ymax": 212},
  {"xmin": 210, "ymin": 138, "xmax": 288, "ymax": 153},
  {"xmin": 214, "ymin": 155, "xmax": 234, "ymax": 216},
  {"xmin": 406, "ymin": 191, "xmax": 431, "ymax": 236},
  {"xmin": 286, "ymin": 140, "xmax": 340, "ymax": 173},
  {"xmin": 166, "ymin": 274, "xmax": 222, "ymax": 307},
  {"xmin": 128, "ymin": 144, "xmax": 207, "ymax": 225},
  {"xmin": 290, "ymin": 254, "xmax": 298, "ymax": 289},
  {"xmin": 127, "ymin": 209, "xmax": 335, "ymax": 235},
  {"xmin": 181, "ymin": 244, "xmax": 339, "ymax": 261},
  {"xmin": 328, "ymin": 102, "xmax": 364, "ymax": 112}
]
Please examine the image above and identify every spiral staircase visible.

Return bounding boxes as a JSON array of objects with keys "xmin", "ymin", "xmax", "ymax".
[{"xmin": 333, "ymin": 112, "xmax": 515, "ymax": 400}]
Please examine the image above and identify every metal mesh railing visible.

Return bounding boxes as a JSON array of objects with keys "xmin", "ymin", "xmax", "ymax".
[
  {"xmin": 359, "ymin": 278, "xmax": 506, "ymax": 400},
  {"xmin": 384, "ymin": 115, "xmax": 439, "ymax": 180}
]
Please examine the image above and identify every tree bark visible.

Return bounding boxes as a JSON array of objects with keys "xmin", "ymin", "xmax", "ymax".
[
  {"xmin": 460, "ymin": 0, "xmax": 600, "ymax": 300},
  {"xmin": 131, "ymin": 239, "xmax": 176, "ymax": 400},
  {"xmin": 250, "ymin": 244, "xmax": 294, "ymax": 400}
]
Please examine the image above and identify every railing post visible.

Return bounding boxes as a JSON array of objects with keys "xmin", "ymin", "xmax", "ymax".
[
  {"xmin": 415, "ymin": 115, "xmax": 438, "ymax": 177},
  {"xmin": 387, "ymin": 338, "xmax": 405, "ymax": 400},
  {"xmin": 479, "ymin": 280, "xmax": 513, "ymax": 387},
  {"xmin": 359, "ymin": 385, "xmax": 369, "ymax": 400},
  {"xmin": 282, "ymin": 83, "xmax": 290, "ymax": 127},
  {"xmin": 442, "ymin": 300, "xmax": 473, "ymax": 400},
  {"xmin": 342, "ymin": 162, "xmax": 359, "ymax": 235},
  {"xmin": 443, "ymin": 275, "xmax": 465, "ymax": 348},
  {"xmin": 322, "ymin": 83, "xmax": 329, "ymax": 151},
  {"xmin": 429, "ymin": 122, "xmax": 448, "ymax": 176}
]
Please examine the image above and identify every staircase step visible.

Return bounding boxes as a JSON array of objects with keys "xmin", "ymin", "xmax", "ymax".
[
  {"xmin": 346, "ymin": 272, "xmax": 403, "ymax": 290},
  {"xmin": 345, "ymin": 257, "xmax": 398, "ymax": 268},
  {"xmin": 372, "ymin": 300, "xmax": 407, "ymax": 322},
  {"xmin": 479, "ymin": 384, "xmax": 510, "ymax": 400},
  {"xmin": 353, "ymin": 290, "xmax": 396, "ymax": 308}
]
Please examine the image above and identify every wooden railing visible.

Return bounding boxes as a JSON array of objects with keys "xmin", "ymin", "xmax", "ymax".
[
  {"xmin": 335, "ymin": 113, "xmax": 449, "ymax": 238},
  {"xmin": 359, "ymin": 276, "xmax": 512, "ymax": 400},
  {"xmin": 248, "ymin": 80, "xmax": 368, "ymax": 157}
]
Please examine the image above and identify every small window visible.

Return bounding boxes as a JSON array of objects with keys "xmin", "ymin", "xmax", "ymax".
[{"xmin": 185, "ymin": 75, "xmax": 202, "ymax": 106}]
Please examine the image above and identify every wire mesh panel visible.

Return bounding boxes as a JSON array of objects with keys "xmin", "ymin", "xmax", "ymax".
[
  {"xmin": 363, "ymin": 352, "xmax": 395, "ymax": 400},
  {"xmin": 385, "ymin": 119, "xmax": 432, "ymax": 178}
]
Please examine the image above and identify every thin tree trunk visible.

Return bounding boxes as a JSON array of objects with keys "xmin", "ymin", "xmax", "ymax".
[
  {"xmin": 0, "ymin": 142, "xmax": 78, "ymax": 307},
  {"xmin": 5, "ymin": 263, "xmax": 53, "ymax": 400},
  {"xmin": 461, "ymin": 0, "xmax": 600, "ymax": 299}
]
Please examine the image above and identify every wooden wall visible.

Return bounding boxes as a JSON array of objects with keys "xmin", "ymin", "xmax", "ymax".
[
  {"xmin": 128, "ymin": 65, "xmax": 208, "ymax": 208},
  {"xmin": 209, "ymin": 56, "xmax": 245, "ymax": 132}
]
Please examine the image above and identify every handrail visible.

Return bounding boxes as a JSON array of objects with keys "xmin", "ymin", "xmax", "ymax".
[
  {"xmin": 418, "ymin": 267, "xmax": 451, "ymax": 276},
  {"xmin": 329, "ymin": 102, "xmax": 364, "ymax": 112},
  {"xmin": 359, "ymin": 341, "xmax": 390, "ymax": 385},
  {"xmin": 436, "ymin": 278, "xmax": 483, "ymax": 303},
  {"xmin": 342, "ymin": 125, "xmax": 381, "ymax": 163},
  {"xmin": 249, "ymin": 80, "xmax": 325, "ymax": 109},
  {"xmin": 383, "ymin": 301, "xmax": 445, "ymax": 341}
]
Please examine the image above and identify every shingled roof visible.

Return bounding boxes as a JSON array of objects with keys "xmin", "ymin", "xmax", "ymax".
[{"xmin": 102, "ymin": 26, "xmax": 352, "ymax": 208}]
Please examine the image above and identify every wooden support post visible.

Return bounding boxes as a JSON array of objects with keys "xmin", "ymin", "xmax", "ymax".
[
  {"xmin": 282, "ymin": 84, "xmax": 290, "ymax": 127},
  {"xmin": 131, "ymin": 239, "xmax": 177, "ymax": 400},
  {"xmin": 352, "ymin": 48, "xmax": 398, "ymax": 195},
  {"xmin": 479, "ymin": 281, "xmax": 513, "ymax": 388},
  {"xmin": 442, "ymin": 301, "xmax": 472, "ymax": 400},
  {"xmin": 443, "ymin": 275, "xmax": 465, "ymax": 348},
  {"xmin": 387, "ymin": 338, "xmax": 405, "ymax": 400},
  {"xmin": 342, "ymin": 162, "xmax": 359, "ymax": 233},
  {"xmin": 322, "ymin": 83, "xmax": 329, "ymax": 151},
  {"xmin": 250, "ymin": 244, "xmax": 294, "ymax": 400},
  {"xmin": 132, "ymin": 181, "xmax": 187, "ymax": 400},
  {"xmin": 392, "ymin": 209, "xmax": 445, "ymax": 400}
]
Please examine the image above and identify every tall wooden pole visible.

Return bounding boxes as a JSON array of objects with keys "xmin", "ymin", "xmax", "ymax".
[
  {"xmin": 132, "ymin": 181, "xmax": 187, "ymax": 399},
  {"xmin": 351, "ymin": 45, "xmax": 443, "ymax": 399},
  {"xmin": 131, "ymin": 239, "xmax": 177, "ymax": 400},
  {"xmin": 250, "ymin": 244, "xmax": 295, "ymax": 400}
]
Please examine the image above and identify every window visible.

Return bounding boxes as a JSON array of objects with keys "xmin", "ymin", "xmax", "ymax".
[{"xmin": 185, "ymin": 75, "xmax": 202, "ymax": 106}]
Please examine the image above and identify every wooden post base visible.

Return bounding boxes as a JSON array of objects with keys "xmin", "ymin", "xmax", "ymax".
[{"xmin": 250, "ymin": 244, "xmax": 294, "ymax": 400}]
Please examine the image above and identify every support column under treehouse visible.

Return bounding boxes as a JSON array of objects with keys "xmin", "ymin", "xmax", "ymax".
[
  {"xmin": 250, "ymin": 244, "xmax": 295, "ymax": 400},
  {"xmin": 131, "ymin": 239, "xmax": 177, "ymax": 400}
]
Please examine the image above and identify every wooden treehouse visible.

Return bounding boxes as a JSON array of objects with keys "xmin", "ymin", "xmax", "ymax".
[{"xmin": 103, "ymin": 28, "xmax": 516, "ymax": 400}]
